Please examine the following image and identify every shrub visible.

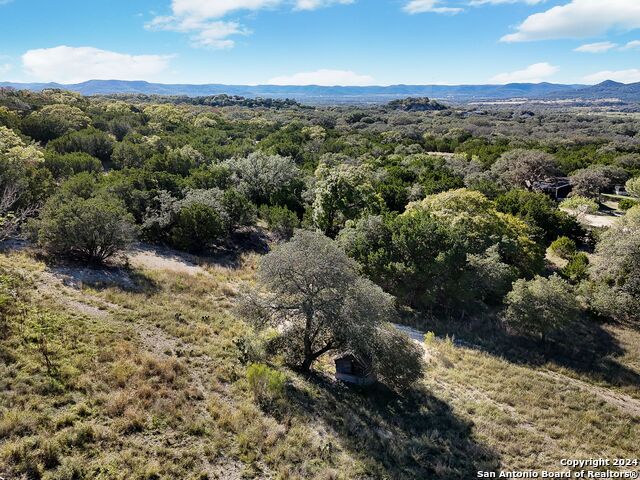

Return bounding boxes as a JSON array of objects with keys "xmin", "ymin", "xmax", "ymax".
[
  {"xmin": 143, "ymin": 188, "xmax": 256, "ymax": 248},
  {"xmin": 234, "ymin": 329, "xmax": 280, "ymax": 365},
  {"xmin": 618, "ymin": 198, "xmax": 638, "ymax": 211},
  {"xmin": 423, "ymin": 331, "xmax": 436, "ymax": 346},
  {"xmin": 147, "ymin": 145, "xmax": 204, "ymax": 176},
  {"xmin": 225, "ymin": 151, "xmax": 302, "ymax": 205},
  {"xmin": 626, "ymin": 177, "xmax": 640, "ymax": 197},
  {"xmin": 590, "ymin": 206, "xmax": 640, "ymax": 323},
  {"xmin": 561, "ymin": 253, "xmax": 589, "ymax": 283},
  {"xmin": 48, "ymin": 128, "xmax": 115, "ymax": 163},
  {"xmin": 33, "ymin": 193, "xmax": 137, "ymax": 263},
  {"xmin": 311, "ymin": 162, "xmax": 382, "ymax": 237},
  {"xmin": 494, "ymin": 189, "xmax": 582, "ymax": 245},
  {"xmin": 1, "ymin": 184, "xmax": 40, "ymax": 242},
  {"xmin": 25, "ymin": 312, "xmax": 64, "ymax": 376},
  {"xmin": 464, "ymin": 244, "xmax": 517, "ymax": 304},
  {"xmin": 111, "ymin": 139, "xmax": 151, "ymax": 169},
  {"xmin": 187, "ymin": 164, "xmax": 232, "ymax": 190},
  {"xmin": 0, "ymin": 106, "xmax": 20, "ymax": 129},
  {"xmin": 369, "ymin": 325, "xmax": 426, "ymax": 391},
  {"xmin": 246, "ymin": 363, "xmax": 286, "ymax": 407},
  {"xmin": 464, "ymin": 172, "xmax": 504, "ymax": 199},
  {"xmin": 549, "ymin": 236, "xmax": 577, "ymax": 260},
  {"xmin": 561, "ymin": 195, "xmax": 599, "ymax": 215},
  {"xmin": 22, "ymin": 104, "xmax": 91, "ymax": 142},
  {"xmin": 43, "ymin": 151, "xmax": 102, "ymax": 179},
  {"xmin": 59, "ymin": 171, "xmax": 100, "ymax": 199},
  {"xmin": 504, "ymin": 275, "xmax": 580, "ymax": 341},
  {"xmin": 169, "ymin": 203, "xmax": 224, "ymax": 253},
  {"xmin": 260, "ymin": 205, "xmax": 299, "ymax": 239},
  {"xmin": 221, "ymin": 188, "xmax": 257, "ymax": 232}
]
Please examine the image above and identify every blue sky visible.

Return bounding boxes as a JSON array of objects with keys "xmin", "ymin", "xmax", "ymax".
[{"xmin": 1, "ymin": 0, "xmax": 640, "ymax": 85}]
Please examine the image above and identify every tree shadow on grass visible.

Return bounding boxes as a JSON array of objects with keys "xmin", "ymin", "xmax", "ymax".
[
  {"xmin": 420, "ymin": 314, "xmax": 640, "ymax": 391},
  {"xmin": 203, "ymin": 227, "xmax": 271, "ymax": 269},
  {"xmin": 41, "ymin": 257, "xmax": 160, "ymax": 295},
  {"xmin": 286, "ymin": 374, "xmax": 500, "ymax": 479},
  {"xmin": 533, "ymin": 319, "xmax": 640, "ymax": 390},
  {"xmin": 140, "ymin": 227, "xmax": 271, "ymax": 270}
]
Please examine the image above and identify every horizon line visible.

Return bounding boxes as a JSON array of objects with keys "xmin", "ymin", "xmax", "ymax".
[{"xmin": 1, "ymin": 79, "xmax": 627, "ymax": 88}]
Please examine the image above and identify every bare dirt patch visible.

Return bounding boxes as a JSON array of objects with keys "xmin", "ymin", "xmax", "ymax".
[
  {"xmin": 561, "ymin": 208, "xmax": 618, "ymax": 228},
  {"xmin": 127, "ymin": 244, "xmax": 209, "ymax": 276},
  {"xmin": 579, "ymin": 213, "xmax": 618, "ymax": 228}
]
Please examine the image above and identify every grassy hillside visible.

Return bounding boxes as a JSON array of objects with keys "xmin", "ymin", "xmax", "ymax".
[{"xmin": 1, "ymin": 244, "xmax": 638, "ymax": 479}]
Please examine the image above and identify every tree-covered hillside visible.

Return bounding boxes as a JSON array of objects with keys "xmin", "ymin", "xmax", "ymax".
[{"xmin": 1, "ymin": 87, "xmax": 639, "ymax": 479}]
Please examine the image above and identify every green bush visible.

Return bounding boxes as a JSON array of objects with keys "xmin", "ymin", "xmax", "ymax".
[
  {"xmin": 561, "ymin": 195, "xmax": 599, "ymax": 215},
  {"xmin": 494, "ymin": 189, "xmax": 582, "ymax": 245},
  {"xmin": 186, "ymin": 164, "xmax": 232, "ymax": 190},
  {"xmin": 48, "ymin": 128, "xmax": 115, "ymax": 163},
  {"xmin": 339, "ymin": 189, "xmax": 544, "ymax": 313},
  {"xmin": 33, "ymin": 193, "xmax": 137, "ymax": 263},
  {"xmin": 626, "ymin": 177, "xmax": 640, "ymax": 198},
  {"xmin": 43, "ymin": 152, "xmax": 102, "ymax": 179},
  {"xmin": 21, "ymin": 104, "xmax": 91, "ymax": 142},
  {"xmin": 618, "ymin": 198, "xmax": 638, "ymax": 211},
  {"xmin": 221, "ymin": 188, "xmax": 257, "ymax": 232},
  {"xmin": 504, "ymin": 275, "xmax": 580, "ymax": 341},
  {"xmin": 590, "ymin": 206, "xmax": 640, "ymax": 323},
  {"xmin": 57, "ymin": 172, "xmax": 100, "ymax": 200},
  {"xmin": 111, "ymin": 139, "xmax": 151, "ymax": 169},
  {"xmin": 560, "ymin": 253, "xmax": 589, "ymax": 283},
  {"xmin": 549, "ymin": 236, "xmax": 577, "ymax": 260},
  {"xmin": 0, "ymin": 106, "xmax": 20, "ymax": 130},
  {"xmin": 245, "ymin": 363, "xmax": 286, "ymax": 407},
  {"xmin": 260, "ymin": 205, "xmax": 299, "ymax": 239},
  {"xmin": 169, "ymin": 203, "xmax": 224, "ymax": 253}
]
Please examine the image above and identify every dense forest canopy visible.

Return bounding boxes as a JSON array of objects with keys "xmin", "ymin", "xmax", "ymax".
[{"xmin": 2, "ymin": 87, "xmax": 640, "ymax": 325}]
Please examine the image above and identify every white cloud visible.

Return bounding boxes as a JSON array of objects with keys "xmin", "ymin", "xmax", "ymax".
[
  {"xmin": 171, "ymin": 0, "xmax": 281, "ymax": 20},
  {"xmin": 501, "ymin": 0, "xmax": 640, "ymax": 42},
  {"xmin": 149, "ymin": 0, "xmax": 353, "ymax": 48},
  {"xmin": 621, "ymin": 40, "xmax": 640, "ymax": 50},
  {"xmin": 268, "ymin": 69, "xmax": 375, "ymax": 86},
  {"xmin": 147, "ymin": 16, "xmax": 248, "ymax": 49},
  {"xmin": 406, "ymin": 0, "xmax": 544, "ymax": 10},
  {"xmin": 295, "ymin": 0, "xmax": 353, "ymax": 10},
  {"xmin": 193, "ymin": 22, "xmax": 248, "ymax": 49},
  {"xmin": 584, "ymin": 69, "xmax": 640, "ymax": 84},
  {"xmin": 470, "ymin": 0, "xmax": 544, "ymax": 5},
  {"xmin": 0, "ymin": 63, "xmax": 11, "ymax": 75},
  {"xmin": 574, "ymin": 41, "xmax": 618, "ymax": 53},
  {"xmin": 22, "ymin": 46, "xmax": 172, "ymax": 84},
  {"xmin": 403, "ymin": 0, "xmax": 463, "ymax": 15},
  {"xmin": 148, "ymin": 0, "xmax": 278, "ymax": 49},
  {"xmin": 489, "ymin": 62, "xmax": 559, "ymax": 83}
]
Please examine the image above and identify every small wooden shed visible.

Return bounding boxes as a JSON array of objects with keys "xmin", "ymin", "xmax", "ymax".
[{"xmin": 334, "ymin": 353, "xmax": 376, "ymax": 386}]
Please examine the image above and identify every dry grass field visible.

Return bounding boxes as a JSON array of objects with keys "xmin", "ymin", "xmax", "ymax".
[{"xmin": 0, "ymin": 244, "xmax": 638, "ymax": 479}]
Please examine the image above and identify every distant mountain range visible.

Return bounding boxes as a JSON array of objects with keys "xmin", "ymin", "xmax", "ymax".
[
  {"xmin": 1, "ymin": 79, "xmax": 639, "ymax": 104},
  {"xmin": 546, "ymin": 80, "xmax": 640, "ymax": 102}
]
